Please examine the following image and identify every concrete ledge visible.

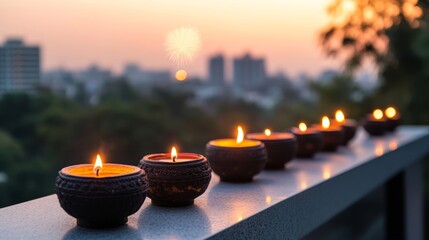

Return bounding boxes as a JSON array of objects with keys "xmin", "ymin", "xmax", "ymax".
[{"xmin": 0, "ymin": 126, "xmax": 428, "ymax": 240}]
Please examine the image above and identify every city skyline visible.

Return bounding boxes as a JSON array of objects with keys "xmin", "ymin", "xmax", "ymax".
[{"xmin": 0, "ymin": 0, "xmax": 343, "ymax": 79}]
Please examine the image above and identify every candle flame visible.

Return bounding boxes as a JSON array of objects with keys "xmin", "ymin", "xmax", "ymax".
[
  {"xmin": 93, "ymin": 154, "xmax": 103, "ymax": 176},
  {"xmin": 373, "ymin": 109, "xmax": 383, "ymax": 120},
  {"xmin": 299, "ymin": 122, "xmax": 307, "ymax": 132},
  {"xmin": 385, "ymin": 107, "xmax": 396, "ymax": 119},
  {"xmin": 322, "ymin": 116, "xmax": 330, "ymax": 129},
  {"xmin": 264, "ymin": 129, "xmax": 271, "ymax": 136},
  {"xmin": 171, "ymin": 146, "xmax": 178, "ymax": 162},
  {"xmin": 335, "ymin": 110, "xmax": 345, "ymax": 123},
  {"xmin": 236, "ymin": 126, "xmax": 244, "ymax": 143}
]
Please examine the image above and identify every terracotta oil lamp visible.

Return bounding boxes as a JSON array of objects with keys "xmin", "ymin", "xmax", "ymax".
[
  {"xmin": 247, "ymin": 128, "xmax": 297, "ymax": 170},
  {"xmin": 312, "ymin": 116, "xmax": 344, "ymax": 152},
  {"xmin": 332, "ymin": 110, "xmax": 357, "ymax": 145},
  {"xmin": 291, "ymin": 122, "xmax": 323, "ymax": 158},
  {"xmin": 385, "ymin": 107, "xmax": 401, "ymax": 132},
  {"xmin": 363, "ymin": 109, "xmax": 388, "ymax": 136},
  {"xmin": 56, "ymin": 154, "xmax": 148, "ymax": 228},
  {"xmin": 139, "ymin": 147, "xmax": 212, "ymax": 207},
  {"xmin": 206, "ymin": 126, "xmax": 267, "ymax": 182}
]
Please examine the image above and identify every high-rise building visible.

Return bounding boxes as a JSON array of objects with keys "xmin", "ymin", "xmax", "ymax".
[
  {"xmin": 208, "ymin": 54, "xmax": 225, "ymax": 85},
  {"xmin": 233, "ymin": 53, "xmax": 266, "ymax": 89},
  {"xmin": 0, "ymin": 38, "xmax": 40, "ymax": 94}
]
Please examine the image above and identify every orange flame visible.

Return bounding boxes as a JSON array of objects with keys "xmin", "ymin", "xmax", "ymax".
[
  {"xmin": 322, "ymin": 116, "xmax": 330, "ymax": 129},
  {"xmin": 236, "ymin": 126, "xmax": 244, "ymax": 143},
  {"xmin": 335, "ymin": 110, "xmax": 345, "ymax": 123},
  {"xmin": 93, "ymin": 154, "xmax": 103, "ymax": 176},
  {"xmin": 299, "ymin": 122, "xmax": 307, "ymax": 132},
  {"xmin": 385, "ymin": 107, "xmax": 396, "ymax": 119},
  {"xmin": 373, "ymin": 109, "xmax": 383, "ymax": 120},
  {"xmin": 264, "ymin": 129, "xmax": 271, "ymax": 136},
  {"xmin": 171, "ymin": 146, "xmax": 178, "ymax": 162}
]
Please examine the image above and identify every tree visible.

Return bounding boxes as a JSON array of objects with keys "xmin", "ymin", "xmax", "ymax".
[{"xmin": 320, "ymin": 0, "xmax": 429, "ymax": 123}]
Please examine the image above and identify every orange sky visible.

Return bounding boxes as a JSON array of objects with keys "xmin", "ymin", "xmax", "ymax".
[{"xmin": 0, "ymin": 0, "xmax": 341, "ymax": 78}]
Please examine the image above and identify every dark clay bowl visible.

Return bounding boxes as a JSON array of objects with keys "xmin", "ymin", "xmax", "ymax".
[
  {"xmin": 206, "ymin": 141, "xmax": 267, "ymax": 183},
  {"xmin": 291, "ymin": 128, "xmax": 323, "ymax": 158},
  {"xmin": 312, "ymin": 125, "xmax": 344, "ymax": 152},
  {"xmin": 387, "ymin": 117, "xmax": 401, "ymax": 132},
  {"xmin": 363, "ymin": 119, "xmax": 388, "ymax": 136},
  {"xmin": 139, "ymin": 153, "xmax": 212, "ymax": 207},
  {"xmin": 247, "ymin": 133, "xmax": 297, "ymax": 170},
  {"xmin": 55, "ymin": 165, "xmax": 148, "ymax": 228},
  {"xmin": 337, "ymin": 119, "xmax": 357, "ymax": 145}
]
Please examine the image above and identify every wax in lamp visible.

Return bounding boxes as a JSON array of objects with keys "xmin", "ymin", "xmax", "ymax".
[
  {"xmin": 61, "ymin": 154, "xmax": 140, "ymax": 178},
  {"xmin": 332, "ymin": 110, "xmax": 357, "ymax": 145},
  {"xmin": 139, "ymin": 147, "xmax": 211, "ymax": 207},
  {"xmin": 312, "ymin": 116, "xmax": 344, "ymax": 152},
  {"xmin": 56, "ymin": 154, "xmax": 148, "ymax": 228},
  {"xmin": 363, "ymin": 109, "xmax": 388, "ymax": 136},
  {"xmin": 247, "ymin": 128, "xmax": 297, "ymax": 169},
  {"xmin": 206, "ymin": 126, "xmax": 267, "ymax": 182},
  {"xmin": 146, "ymin": 146, "xmax": 202, "ymax": 163},
  {"xmin": 210, "ymin": 126, "xmax": 261, "ymax": 148},
  {"xmin": 291, "ymin": 122, "xmax": 323, "ymax": 158}
]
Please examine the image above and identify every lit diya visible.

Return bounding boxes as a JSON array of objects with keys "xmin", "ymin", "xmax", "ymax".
[
  {"xmin": 312, "ymin": 116, "xmax": 344, "ymax": 152},
  {"xmin": 139, "ymin": 147, "xmax": 211, "ymax": 207},
  {"xmin": 291, "ymin": 122, "xmax": 323, "ymax": 158},
  {"xmin": 206, "ymin": 126, "xmax": 267, "ymax": 182},
  {"xmin": 332, "ymin": 110, "xmax": 357, "ymax": 145},
  {"xmin": 247, "ymin": 128, "xmax": 297, "ymax": 170},
  {"xmin": 363, "ymin": 109, "xmax": 388, "ymax": 136},
  {"xmin": 385, "ymin": 107, "xmax": 401, "ymax": 132},
  {"xmin": 56, "ymin": 154, "xmax": 148, "ymax": 228}
]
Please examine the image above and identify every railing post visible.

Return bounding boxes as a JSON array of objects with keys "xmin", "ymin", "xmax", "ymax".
[{"xmin": 385, "ymin": 161, "xmax": 423, "ymax": 240}]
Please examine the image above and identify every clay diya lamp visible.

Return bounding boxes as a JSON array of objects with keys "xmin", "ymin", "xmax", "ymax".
[
  {"xmin": 312, "ymin": 116, "xmax": 344, "ymax": 152},
  {"xmin": 206, "ymin": 126, "xmax": 267, "ymax": 183},
  {"xmin": 363, "ymin": 109, "xmax": 388, "ymax": 136},
  {"xmin": 291, "ymin": 122, "xmax": 323, "ymax": 158},
  {"xmin": 56, "ymin": 154, "xmax": 148, "ymax": 228},
  {"xmin": 332, "ymin": 110, "xmax": 357, "ymax": 145},
  {"xmin": 247, "ymin": 129, "xmax": 297, "ymax": 169},
  {"xmin": 139, "ymin": 147, "xmax": 212, "ymax": 207},
  {"xmin": 385, "ymin": 107, "xmax": 401, "ymax": 132}
]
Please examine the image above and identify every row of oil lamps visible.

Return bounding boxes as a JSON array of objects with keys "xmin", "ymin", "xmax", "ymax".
[{"xmin": 55, "ymin": 107, "xmax": 400, "ymax": 228}]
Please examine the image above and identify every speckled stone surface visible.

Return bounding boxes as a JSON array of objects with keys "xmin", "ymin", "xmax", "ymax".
[{"xmin": 0, "ymin": 126, "xmax": 428, "ymax": 240}]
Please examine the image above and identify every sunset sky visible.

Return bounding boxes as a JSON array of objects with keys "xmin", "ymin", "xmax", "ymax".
[{"xmin": 0, "ymin": 0, "xmax": 342, "ymax": 79}]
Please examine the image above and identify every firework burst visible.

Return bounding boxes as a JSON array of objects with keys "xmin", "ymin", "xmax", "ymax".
[{"xmin": 165, "ymin": 27, "xmax": 201, "ymax": 67}]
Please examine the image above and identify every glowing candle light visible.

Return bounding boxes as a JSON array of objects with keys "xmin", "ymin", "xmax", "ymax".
[
  {"xmin": 171, "ymin": 147, "xmax": 178, "ymax": 162},
  {"xmin": 373, "ymin": 109, "xmax": 384, "ymax": 120},
  {"xmin": 299, "ymin": 122, "xmax": 307, "ymax": 132},
  {"xmin": 322, "ymin": 116, "xmax": 330, "ymax": 129},
  {"xmin": 93, "ymin": 154, "xmax": 103, "ymax": 177},
  {"xmin": 237, "ymin": 126, "xmax": 244, "ymax": 143},
  {"xmin": 335, "ymin": 110, "xmax": 345, "ymax": 123},
  {"xmin": 264, "ymin": 129, "xmax": 271, "ymax": 136},
  {"xmin": 385, "ymin": 107, "xmax": 396, "ymax": 119}
]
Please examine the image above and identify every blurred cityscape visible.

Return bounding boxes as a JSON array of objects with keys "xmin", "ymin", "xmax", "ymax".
[{"xmin": 1, "ymin": 38, "xmax": 377, "ymax": 109}]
